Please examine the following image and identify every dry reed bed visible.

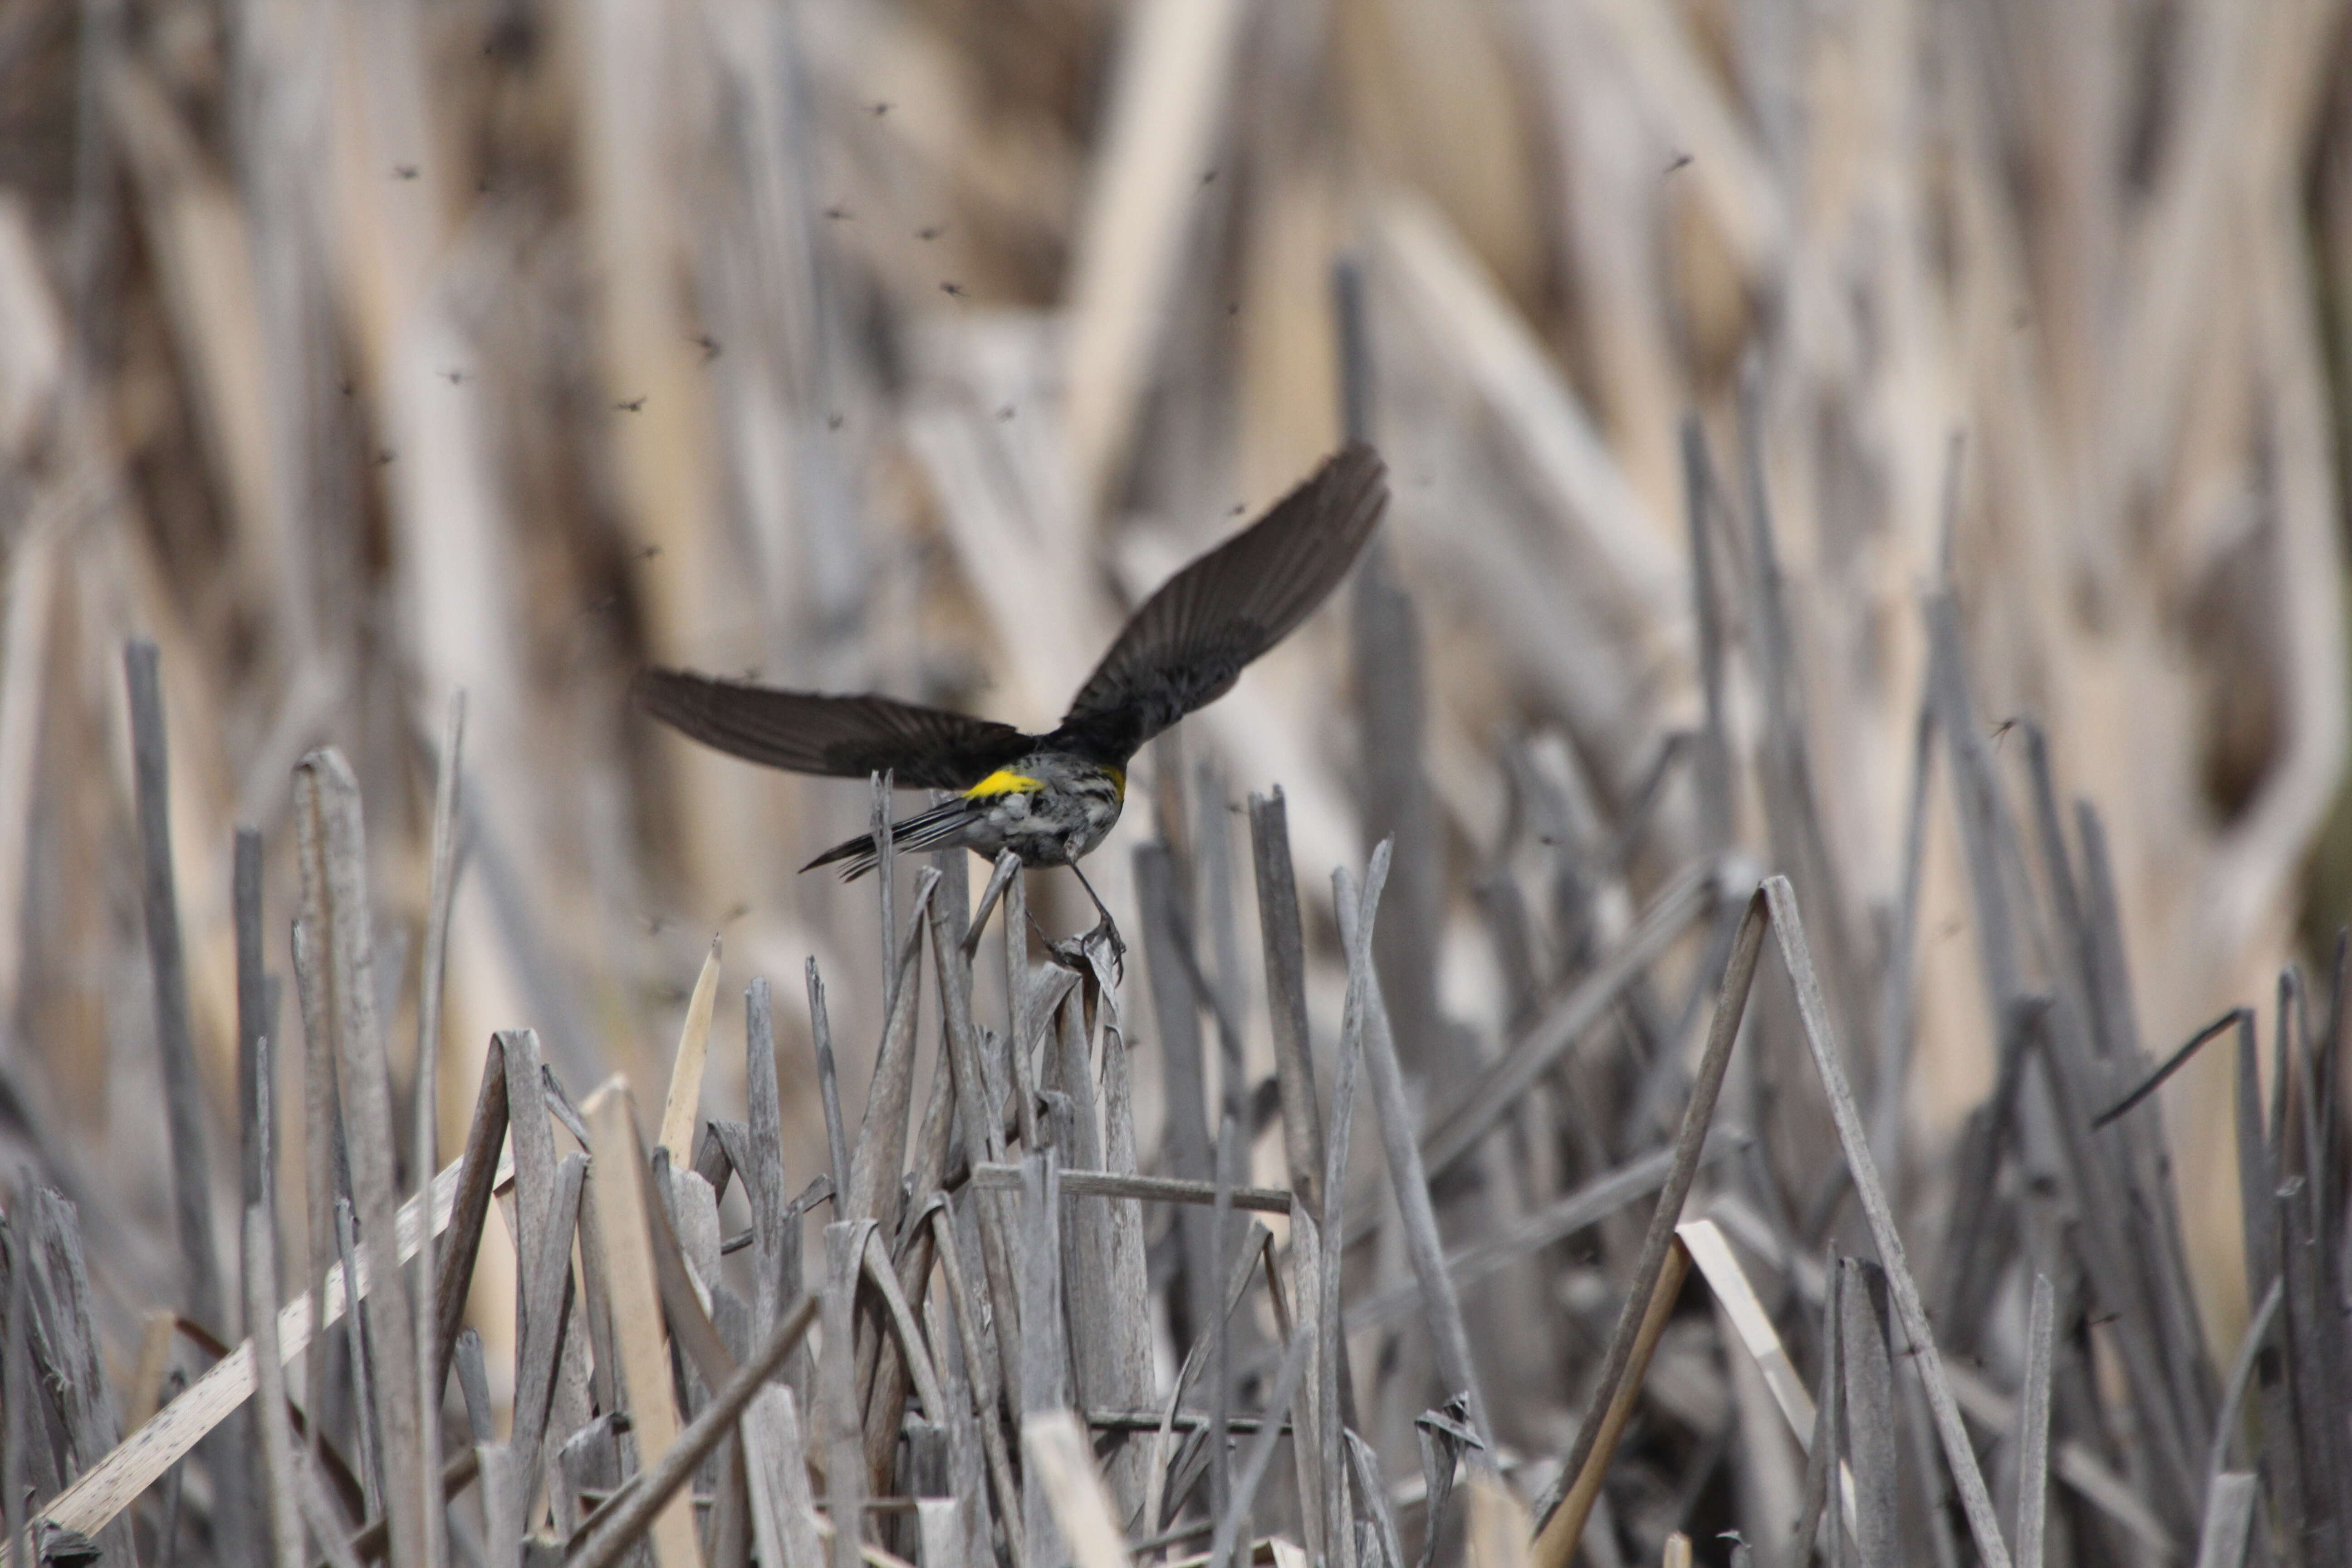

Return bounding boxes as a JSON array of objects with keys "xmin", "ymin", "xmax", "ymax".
[
  {"xmin": 3, "ymin": 619, "xmax": 2348, "ymax": 1568},
  {"xmin": 2, "ymin": 0, "xmax": 2352, "ymax": 1565}
]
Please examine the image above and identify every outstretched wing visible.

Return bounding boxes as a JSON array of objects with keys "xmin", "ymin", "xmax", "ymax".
[
  {"xmin": 1055, "ymin": 442, "xmax": 1387, "ymax": 758},
  {"xmin": 635, "ymin": 669, "xmax": 1034, "ymax": 791}
]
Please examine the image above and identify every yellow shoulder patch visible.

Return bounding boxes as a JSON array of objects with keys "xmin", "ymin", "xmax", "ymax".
[
  {"xmin": 1103, "ymin": 764, "xmax": 1126, "ymax": 801},
  {"xmin": 965, "ymin": 769, "xmax": 1045, "ymax": 799}
]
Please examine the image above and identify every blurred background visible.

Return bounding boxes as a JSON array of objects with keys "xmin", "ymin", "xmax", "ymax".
[{"xmin": 2, "ymin": 0, "xmax": 2351, "ymax": 1556}]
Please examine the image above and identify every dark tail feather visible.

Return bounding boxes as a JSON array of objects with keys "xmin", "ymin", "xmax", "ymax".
[
  {"xmin": 800, "ymin": 833, "xmax": 877, "ymax": 879},
  {"xmin": 798, "ymin": 794, "xmax": 977, "ymax": 880}
]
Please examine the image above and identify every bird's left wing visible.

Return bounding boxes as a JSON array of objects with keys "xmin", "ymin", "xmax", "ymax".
[
  {"xmin": 635, "ymin": 670, "xmax": 1034, "ymax": 791},
  {"xmin": 1054, "ymin": 442, "xmax": 1387, "ymax": 757}
]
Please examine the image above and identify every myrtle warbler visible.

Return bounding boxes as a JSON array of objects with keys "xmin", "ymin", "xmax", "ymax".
[{"xmin": 637, "ymin": 442, "xmax": 1387, "ymax": 935}]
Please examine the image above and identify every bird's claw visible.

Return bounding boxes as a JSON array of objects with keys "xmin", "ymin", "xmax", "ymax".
[
  {"xmin": 1049, "ymin": 915, "xmax": 1125, "ymax": 987},
  {"xmin": 1089, "ymin": 914, "xmax": 1127, "ymax": 982}
]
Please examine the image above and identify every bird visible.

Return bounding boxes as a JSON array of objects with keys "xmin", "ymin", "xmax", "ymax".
[{"xmin": 636, "ymin": 441, "xmax": 1388, "ymax": 956}]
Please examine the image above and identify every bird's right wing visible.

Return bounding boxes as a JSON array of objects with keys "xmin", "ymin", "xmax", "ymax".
[
  {"xmin": 635, "ymin": 669, "xmax": 1034, "ymax": 791},
  {"xmin": 1055, "ymin": 442, "xmax": 1387, "ymax": 757}
]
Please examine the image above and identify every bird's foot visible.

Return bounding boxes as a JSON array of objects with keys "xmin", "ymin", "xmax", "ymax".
[
  {"xmin": 1088, "ymin": 913, "xmax": 1127, "ymax": 982},
  {"xmin": 1062, "ymin": 862, "xmax": 1125, "ymax": 984},
  {"xmin": 1049, "ymin": 914, "xmax": 1125, "ymax": 987}
]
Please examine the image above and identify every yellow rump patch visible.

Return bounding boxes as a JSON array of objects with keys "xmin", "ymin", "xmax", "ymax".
[{"xmin": 965, "ymin": 769, "xmax": 1046, "ymax": 799}]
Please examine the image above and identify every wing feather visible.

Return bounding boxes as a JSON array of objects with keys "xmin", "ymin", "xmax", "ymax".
[
  {"xmin": 1054, "ymin": 442, "xmax": 1387, "ymax": 757},
  {"xmin": 635, "ymin": 670, "xmax": 1034, "ymax": 790}
]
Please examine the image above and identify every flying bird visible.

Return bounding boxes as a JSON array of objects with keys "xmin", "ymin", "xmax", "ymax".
[{"xmin": 637, "ymin": 441, "xmax": 1387, "ymax": 948}]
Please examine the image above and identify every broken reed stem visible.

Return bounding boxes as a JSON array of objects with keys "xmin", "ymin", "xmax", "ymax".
[
  {"xmin": 2094, "ymin": 1009, "xmax": 2243, "ymax": 1129},
  {"xmin": 658, "ymin": 935, "xmax": 723, "ymax": 1162},
  {"xmin": 1421, "ymin": 862, "xmax": 1720, "ymax": 1181},
  {"xmin": 294, "ymin": 747, "xmax": 430, "ymax": 1568},
  {"xmin": 433, "ymin": 1040, "xmax": 510, "ymax": 1395},
  {"xmin": 1248, "ymin": 789, "xmax": 1324, "ymax": 1210},
  {"xmin": 1318, "ymin": 838, "xmax": 1390, "ymax": 1563},
  {"xmin": 244, "ymin": 1204, "xmax": 304, "ymax": 1568},
  {"xmin": 1336, "ymin": 847, "xmax": 1496, "ymax": 1457},
  {"xmin": 2207, "ymin": 1279, "xmax": 2283, "ymax": 1483},
  {"xmin": 583, "ymin": 1080, "xmax": 699, "ymax": 1568},
  {"xmin": 411, "ymin": 690, "xmax": 463, "ymax": 1568},
  {"xmin": 1207, "ymin": 1322, "xmax": 1315, "ymax": 1568},
  {"xmin": 292, "ymin": 911, "xmax": 337, "ymax": 1485},
  {"xmin": 1209, "ymin": 1117, "xmax": 1236, "ymax": 1533},
  {"xmin": 1763, "ymin": 877, "xmax": 2014, "ymax": 1568},
  {"xmin": 2016, "ymin": 1273, "xmax": 2055, "ymax": 1568},
  {"xmin": 568, "ymin": 1294, "xmax": 820, "ymax": 1568},
  {"xmin": 125, "ymin": 639, "xmax": 225, "ymax": 1337},
  {"xmin": 928, "ymin": 1199, "xmax": 1028, "ymax": 1568},
  {"xmin": 809, "ymin": 958, "xmax": 853, "ymax": 1211},
  {"xmin": 235, "ymin": 828, "xmax": 269, "ymax": 1208},
  {"xmin": 1869, "ymin": 666, "xmax": 1936, "ymax": 1173},
  {"xmin": 743, "ymin": 977, "xmax": 793, "ymax": 1334},
  {"xmin": 927, "ymin": 885, "xmax": 1029, "ymax": 1420},
  {"xmin": 230, "ymin": 823, "xmax": 270, "ymax": 1568},
  {"xmin": 29, "ymin": 1146, "xmax": 495, "ymax": 1547},
  {"xmin": 820, "ymin": 1220, "xmax": 873, "ymax": 1568},
  {"xmin": 965, "ymin": 1165, "xmax": 1294, "ymax": 1214},
  {"xmin": 1532, "ymin": 887, "xmax": 1768, "ymax": 1560},
  {"xmin": 1137, "ymin": 840, "xmax": 1219, "ymax": 1347},
  {"xmin": 1539, "ymin": 1240, "xmax": 1693, "ymax": 1567}
]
